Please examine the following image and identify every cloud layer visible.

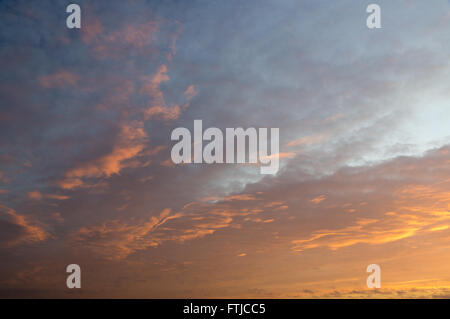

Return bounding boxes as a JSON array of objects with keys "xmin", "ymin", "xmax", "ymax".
[{"xmin": 1, "ymin": 0, "xmax": 450, "ymax": 298}]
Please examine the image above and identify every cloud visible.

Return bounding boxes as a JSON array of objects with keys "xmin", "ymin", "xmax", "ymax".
[
  {"xmin": 2, "ymin": 0, "xmax": 450, "ymax": 298},
  {"xmin": 27, "ymin": 191, "xmax": 69, "ymax": 201},
  {"xmin": 58, "ymin": 123, "xmax": 148, "ymax": 189},
  {"xmin": 81, "ymin": 18, "xmax": 103, "ymax": 44},
  {"xmin": 144, "ymin": 105, "xmax": 181, "ymax": 121},
  {"xmin": 27, "ymin": 191, "xmax": 42, "ymax": 200},
  {"xmin": 141, "ymin": 65, "xmax": 187, "ymax": 121},
  {"xmin": 184, "ymin": 85, "xmax": 197, "ymax": 100},
  {"xmin": 82, "ymin": 18, "xmax": 159, "ymax": 58},
  {"xmin": 69, "ymin": 191, "xmax": 287, "ymax": 260},
  {"xmin": 71, "ymin": 208, "xmax": 182, "ymax": 260},
  {"xmin": 0, "ymin": 204, "xmax": 50, "ymax": 247},
  {"xmin": 45, "ymin": 194, "xmax": 70, "ymax": 200},
  {"xmin": 291, "ymin": 216, "xmax": 420, "ymax": 252},
  {"xmin": 224, "ymin": 194, "xmax": 257, "ymax": 201},
  {"xmin": 286, "ymin": 134, "xmax": 328, "ymax": 148},
  {"xmin": 38, "ymin": 70, "xmax": 78, "ymax": 89},
  {"xmin": 310, "ymin": 195, "xmax": 326, "ymax": 204},
  {"xmin": 286, "ymin": 146, "xmax": 450, "ymax": 252}
]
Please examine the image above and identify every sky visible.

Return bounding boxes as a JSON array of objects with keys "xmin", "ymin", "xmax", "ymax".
[{"xmin": 1, "ymin": 0, "xmax": 450, "ymax": 298}]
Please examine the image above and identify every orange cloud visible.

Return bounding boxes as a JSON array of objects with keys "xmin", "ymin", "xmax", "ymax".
[
  {"xmin": 293, "ymin": 182, "xmax": 450, "ymax": 252},
  {"xmin": 38, "ymin": 70, "xmax": 78, "ymax": 88},
  {"xmin": 58, "ymin": 123, "xmax": 147, "ymax": 189},
  {"xmin": 160, "ymin": 158, "xmax": 176, "ymax": 167},
  {"xmin": 71, "ymin": 208, "xmax": 182, "ymax": 260},
  {"xmin": 81, "ymin": 18, "xmax": 103, "ymax": 44},
  {"xmin": 286, "ymin": 134, "xmax": 328, "ymax": 148},
  {"xmin": 27, "ymin": 191, "xmax": 43, "ymax": 200},
  {"xmin": 140, "ymin": 64, "xmax": 169, "ymax": 99},
  {"xmin": 310, "ymin": 195, "xmax": 326, "ymax": 204},
  {"xmin": 224, "ymin": 194, "xmax": 257, "ymax": 201},
  {"xmin": 140, "ymin": 65, "xmax": 190, "ymax": 121},
  {"xmin": 0, "ymin": 204, "xmax": 50, "ymax": 247},
  {"xmin": 69, "ymin": 191, "xmax": 282, "ymax": 260},
  {"xmin": 259, "ymin": 152, "xmax": 295, "ymax": 162},
  {"xmin": 144, "ymin": 105, "xmax": 181, "ymax": 121},
  {"xmin": 292, "ymin": 217, "xmax": 420, "ymax": 252},
  {"xmin": 46, "ymin": 194, "xmax": 70, "ymax": 200},
  {"xmin": 184, "ymin": 85, "xmax": 197, "ymax": 100},
  {"xmin": 110, "ymin": 21, "xmax": 158, "ymax": 49},
  {"xmin": 82, "ymin": 20, "xmax": 159, "ymax": 58},
  {"xmin": 27, "ymin": 191, "xmax": 69, "ymax": 201}
]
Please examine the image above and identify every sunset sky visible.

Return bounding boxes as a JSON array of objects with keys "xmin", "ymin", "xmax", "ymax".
[{"xmin": 1, "ymin": 0, "xmax": 450, "ymax": 298}]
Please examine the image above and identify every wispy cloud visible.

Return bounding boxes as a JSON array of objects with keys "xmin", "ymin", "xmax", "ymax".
[{"xmin": 0, "ymin": 205, "xmax": 50, "ymax": 247}]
